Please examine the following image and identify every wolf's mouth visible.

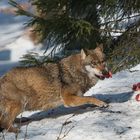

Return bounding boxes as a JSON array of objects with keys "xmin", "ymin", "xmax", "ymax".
[
  {"xmin": 95, "ymin": 71, "xmax": 112, "ymax": 80},
  {"xmin": 95, "ymin": 74, "xmax": 105, "ymax": 80}
]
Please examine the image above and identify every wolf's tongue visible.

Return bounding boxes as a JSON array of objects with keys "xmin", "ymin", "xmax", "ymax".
[{"xmin": 104, "ymin": 71, "xmax": 112, "ymax": 78}]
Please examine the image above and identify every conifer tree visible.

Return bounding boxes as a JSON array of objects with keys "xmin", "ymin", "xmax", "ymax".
[{"xmin": 9, "ymin": 0, "xmax": 140, "ymax": 72}]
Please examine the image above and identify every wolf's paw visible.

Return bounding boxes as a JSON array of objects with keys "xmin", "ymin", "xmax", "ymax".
[
  {"xmin": 99, "ymin": 102, "xmax": 109, "ymax": 108},
  {"xmin": 12, "ymin": 127, "xmax": 21, "ymax": 133}
]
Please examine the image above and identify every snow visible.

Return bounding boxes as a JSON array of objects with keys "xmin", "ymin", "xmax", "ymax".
[
  {"xmin": 0, "ymin": 0, "xmax": 45, "ymax": 74},
  {"xmin": 5, "ymin": 36, "xmax": 38, "ymax": 62},
  {"xmin": 1, "ymin": 1, "xmax": 140, "ymax": 140},
  {"xmin": 1, "ymin": 65, "xmax": 140, "ymax": 140}
]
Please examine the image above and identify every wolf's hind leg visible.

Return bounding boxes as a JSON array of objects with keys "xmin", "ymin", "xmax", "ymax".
[
  {"xmin": 0, "ymin": 113, "xmax": 4, "ymax": 132},
  {"xmin": 0, "ymin": 100, "xmax": 22, "ymax": 133}
]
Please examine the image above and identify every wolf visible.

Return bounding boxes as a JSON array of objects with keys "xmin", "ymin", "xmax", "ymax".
[{"xmin": 0, "ymin": 44, "xmax": 112, "ymax": 133}]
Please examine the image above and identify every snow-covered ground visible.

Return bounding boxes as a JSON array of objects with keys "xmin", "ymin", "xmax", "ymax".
[
  {"xmin": 1, "ymin": 1, "xmax": 140, "ymax": 140},
  {"xmin": 1, "ymin": 64, "xmax": 140, "ymax": 140}
]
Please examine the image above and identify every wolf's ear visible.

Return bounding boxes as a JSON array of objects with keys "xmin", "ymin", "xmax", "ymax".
[
  {"xmin": 81, "ymin": 49, "xmax": 87, "ymax": 60},
  {"xmin": 95, "ymin": 43, "xmax": 104, "ymax": 52}
]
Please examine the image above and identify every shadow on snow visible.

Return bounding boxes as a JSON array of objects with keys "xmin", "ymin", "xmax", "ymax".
[{"xmin": 15, "ymin": 91, "xmax": 134, "ymax": 124}]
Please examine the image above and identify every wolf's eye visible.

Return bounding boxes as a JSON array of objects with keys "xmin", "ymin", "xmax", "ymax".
[
  {"xmin": 101, "ymin": 58, "xmax": 106, "ymax": 63},
  {"xmin": 101, "ymin": 60, "xmax": 106, "ymax": 65},
  {"xmin": 101, "ymin": 61, "xmax": 105, "ymax": 64},
  {"xmin": 90, "ymin": 62, "xmax": 96, "ymax": 67}
]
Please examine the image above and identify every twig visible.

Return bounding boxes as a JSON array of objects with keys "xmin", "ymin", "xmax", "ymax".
[
  {"xmin": 112, "ymin": 54, "xmax": 130, "ymax": 73},
  {"xmin": 128, "ymin": 69, "xmax": 139, "ymax": 73},
  {"xmin": 59, "ymin": 126, "xmax": 75, "ymax": 140},
  {"xmin": 15, "ymin": 113, "xmax": 23, "ymax": 140},
  {"xmin": 24, "ymin": 124, "xmax": 29, "ymax": 140},
  {"xmin": 56, "ymin": 114, "xmax": 75, "ymax": 140},
  {"xmin": 1, "ymin": 132, "xmax": 5, "ymax": 140},
  {"xmin": 0, "ymin": 3, "xmax": 31, "ymax": 15}
]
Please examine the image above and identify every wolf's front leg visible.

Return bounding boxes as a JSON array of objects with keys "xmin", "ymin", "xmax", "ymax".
[{"xmin": 61, "ymin": 91, "xmax": 108, "ymax": 108}]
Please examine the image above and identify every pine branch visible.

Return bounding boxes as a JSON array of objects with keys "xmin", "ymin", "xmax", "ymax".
[
  {"xmin": 100, "ymin": 14, "xmax": 140, "ymax": 26},
  {"xmin": 9, "ymin": 0, "xmax": 36, "ymax": 18}
]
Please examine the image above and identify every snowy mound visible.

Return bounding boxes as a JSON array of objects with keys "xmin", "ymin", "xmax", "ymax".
[{"xmin": 1, "ymin": 65, "xmax": 140, "ymax": 140}]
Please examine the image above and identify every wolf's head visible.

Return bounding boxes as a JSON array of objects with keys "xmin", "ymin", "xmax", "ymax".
[{"xmin": 81, "ymin": 44, "xmax": 112, "ymax": 80}]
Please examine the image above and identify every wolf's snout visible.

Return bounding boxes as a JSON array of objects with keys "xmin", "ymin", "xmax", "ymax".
[
  {"xmin": 102, "ymin": 69, "xmax": 109, "ymax": 75},
  {"xmin": 102, "ymin": 70, "xmax": 112, "ymax": 78}
]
